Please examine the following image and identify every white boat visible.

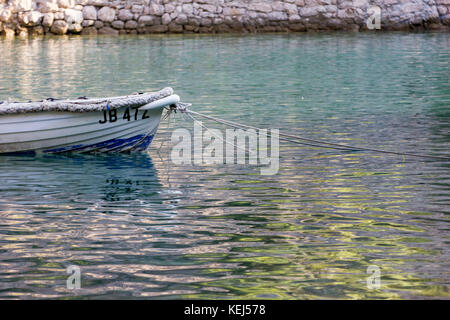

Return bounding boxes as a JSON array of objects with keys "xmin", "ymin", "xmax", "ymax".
[{"xmin": 0, "ymin": 87, "xmax": 179, "ymax": 155}]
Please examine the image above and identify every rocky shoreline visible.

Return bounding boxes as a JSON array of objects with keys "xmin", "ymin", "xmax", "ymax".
[{"xmin": 1, "ymin": 0, "xmax": 449, "ymax": 37}]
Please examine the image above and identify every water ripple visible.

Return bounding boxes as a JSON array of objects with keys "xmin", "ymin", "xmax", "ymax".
[{"xmin": 0, "ymin": 33, "xmax": 449, "ymax": 299}]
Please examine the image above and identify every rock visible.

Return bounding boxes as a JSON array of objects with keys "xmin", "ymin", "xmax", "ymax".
[
  {"xmin": 442, "ymin": 14, "xmax": 450, "ymax": 25},
  {"xmin": 94, "ymin": 20, "xmax": 103, "ymax": 28},
  {"xmin": 83, "ymin": 6, "xmax": 97, "ymax": 20},
  {"xmin": 97, "ymin": 7, "xmax": 115, "ymax": 22},
  {"xmin": 325, "ymin": 5, "xmax": 337, "ymax": 13},
  {"xmin": 188, "ymin": 17, "xmax": 201, "ymax": 26},
  {"xmin": 0, "ymin": 0, "xmax": 448, "ymax": 35},
  {"xmin": 300, "ymin": 7, "xmax": 319, "ymax": 17},
  {"xmin": 249, "ymin": 3, "xmax": 272, "ymax": 13},
  {"xmin": 403, "ymin": 3, "xmax": 423, "ymax": 14},
  {"xmin": 290, "ymin": 23, "xmax": 306, "ymax": 31},
  {"xmin": 3, "ymin": 26, "xmax": 15, "ymax": 38},
  {"xmin": 162, "ymin": 13, "xmax": 172, "ymax": 25},
  {"xmin": 65, "ymin": 9, "xmax": 83, "ymax": 25},
  {"xmin": 54, "ymin": 12, "xmax": 65, "ymax": 20},
  {"xmin": 438, "ymin": 6, "xmax": 447, "ymax": 15},
  {"xmin": 51, "ymin": 20, "xmax": 69, "ymax": 34},
  {"xmin": 0, "ymin": 9, "xmax": 11, "ymax": 23},
  {"xmin": 131, "ymin": 5, "xmax": 143, "ymax": 14},
  {"xmin": 165, "ymin": 4, "xmax": 176, "ymax": 13},
  {"xmin": 125, "ymin": 20, "xmax": 138, "ymax": 29},
  {"xmin": 38, "ymin": 2, "xmax": 59, "ymax": 13},
  {"xmin": 10, "ymin": 0, "xmax": 32, "ymax": 12},
  {"xmin": 18, "ymin": 28, "xmax": 28, "ymax": 38},
  {"xmin": 175, "ymin": 13, "xmax": 188, "ymax": 24},
  {"xmin": 42, "ymin": 13, "xmax": 54, "ymax": 27},
  {"xmin": 82, "ymin": 19, "xmax": 95, "ymax": 27},
  {"xmin": 285, "ymin": 3, "xmax": 298, "ymax": 15},
  {"xmin": 200, "ymin": 17, "xmax": 212, "ymax": 26},
  {"xmin": 87, "ymin": 0, "xmax": 108, "ymax": 5},
  {"xmin": 182, "ymin": 4, "xmax": 194, "ymax": 15},
  {"xmin": 271, "ymin": 1, "xmax": 285, "ymax": 12},
  {"xmin": 199, "ymin": 4, "xmax": 216, "ymax": 13},
  {"xmin": 268, "ymin": 11, "xmax": 288, "ymax": 21},
  {"xmin": 223, "ymin": 8, "xmax": 246, "ymax": 16},
  {"xmin": 149, "ymin": 3, "xmax": 165, "ymax": 16},
  {"xmin": 215, "ymin": 24, "xmax": 231, "ymax": 33},
  {"xmin": 57, "ymin": 0, "xmax": 74, "ymax": 9},
  {"xmin": 168, "ymin": 22, "xmax": 183, "ymax": 32},
  {"xmin": 326, "ymin": 18, "xmax": 346, "ymax": 29},
  {"xmin": 382, "ymin": 0, "xmax": 398, "ymax": 4},
  {"xmin": 199, "ymin": 26, "xmax": 214, "ymax": 33},
  {"xmin": 98, "ymin": 26, "xmax": 119, "ymax": 35},
  {"xmin": 138, "ymin": 15, "xmax": 154, "ymax": 27},
  {"xmin": 196, "ymin": 0, "xmax": 218, "ymax": 4},
  {"xmin": 184, "ymin": 25, "xmax": 197, "ymax": 32},
  {"xmin": 118, "ymin": 9, "xmax": 133, "ymax": 21},
  {"xmin": 289, "ymin": 14, "xmax": 301, "ymax": 22},
  {"xmin": 352, "ymin": 0, "xmax": 368, "ymax": 8},
  {"xmin": 337, "ymin": 8, "xmax": 354, "ymax": 19},
  {"xmin": 213, "ymin": 17, "xmax": 223, "ymax": 25},
  {"xmin": 30, "ymin": 25, "xmax": 44, "ymax": 36},
  {"xmin": 68, "ymin": 23, "xmax": 82, "ymax": 33},
  {"xmin": 146, "ymin": 24, "xmax": 168, "ymax": 33},
  {"xmin": 81, "ymin": 26, "xmax": 97, "ymax": 35},
  {"xmin": 426, "ymin": 7, "xmax": 441, "ymax": 23},
  {"xmin": 20, "ymin": 11, "xmax": 43, "ymax": 26},
  {"xmin": 111, "ymin": 20, "xmax": 124, "ymax": 29}
]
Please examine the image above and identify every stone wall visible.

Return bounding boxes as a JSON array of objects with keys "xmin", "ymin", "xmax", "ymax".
[{"xmin": 0, "ymin": 0, "xmax": 449, "ymax": 37}]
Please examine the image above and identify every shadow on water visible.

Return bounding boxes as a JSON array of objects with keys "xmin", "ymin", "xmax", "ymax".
[
  {"xmin": 0, "ymin": 153, "xmax": 181, "ymax": 299},
  {"xmin": 0, "ymin": 152, "xmax": 162, "ymax": 202}
]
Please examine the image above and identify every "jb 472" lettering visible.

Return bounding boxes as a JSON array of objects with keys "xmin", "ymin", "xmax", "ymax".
[{"xmin": 99, "ymin": 106, "xmax": 150, "ymax": 124}]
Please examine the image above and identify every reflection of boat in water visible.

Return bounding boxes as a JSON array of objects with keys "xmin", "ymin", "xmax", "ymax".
[
  {"xmin": 0, "ymin": 88, "xmax": 179, "ymax": 155},
  {"xmin": 0, "ymin": 152, "xmax": 163, "ymax": 203}
]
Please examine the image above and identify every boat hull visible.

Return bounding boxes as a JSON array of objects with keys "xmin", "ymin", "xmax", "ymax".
[{"xmin": 0, "ymin": 103, "xmax": 166, "ymax": 154}]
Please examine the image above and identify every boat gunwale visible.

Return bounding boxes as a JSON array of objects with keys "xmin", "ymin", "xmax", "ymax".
[{"xmin": 0, "ymin": 87, "xmax": 174, "ymax": 115}]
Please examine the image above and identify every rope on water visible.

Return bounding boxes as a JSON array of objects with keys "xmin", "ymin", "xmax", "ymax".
[
  {"xmin": 175, "ymin": 103, "xmax": 450, "ymax": 161},
  {"xmin": 185, "ymin": 111, "xmax": 258, "ymax": 156}
]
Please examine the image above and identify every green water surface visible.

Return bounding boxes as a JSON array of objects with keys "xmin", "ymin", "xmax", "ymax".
[{"xmin": 0, "ymin": 32, "xmax": 449, "ymax": 299}]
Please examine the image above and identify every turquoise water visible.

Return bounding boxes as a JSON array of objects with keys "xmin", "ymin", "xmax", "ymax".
[{"xmin": 0, "ymin": 33, "xmax": 449, "ymax": 299}]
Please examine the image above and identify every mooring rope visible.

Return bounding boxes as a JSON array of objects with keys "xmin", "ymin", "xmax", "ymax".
[
  {"xmin": 175, "ymin": 103, "xmax": 450, "ymax": 161},
  {"xmin": 186, "ymin": 112, "xmax": 258, "ymax": 156}
]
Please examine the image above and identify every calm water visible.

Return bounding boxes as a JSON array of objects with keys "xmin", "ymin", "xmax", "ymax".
[{"xmin": 0, "ymin": 33, "xmax": 449, "ymax": 299}]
